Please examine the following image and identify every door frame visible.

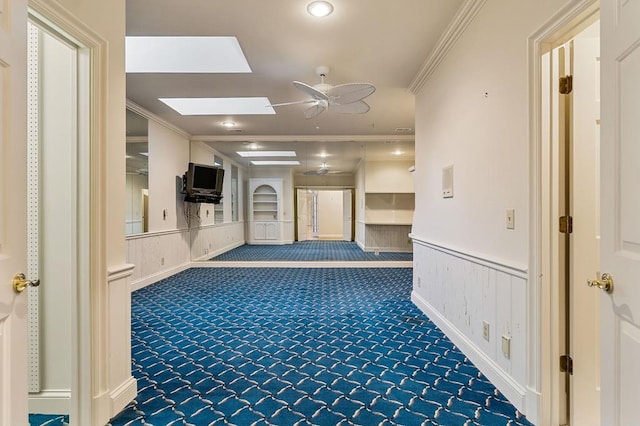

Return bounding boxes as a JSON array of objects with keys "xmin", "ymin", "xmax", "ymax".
[
  {"xmin": 293, "ymin": 186, "xmax": 355, "ymax": 242},
  {"xmin": 28, "ymin": 1, "xmax": 110, "ymax": 424},
  {"xmin": 527, "ymin": 0, "xmax": 599, "ymax": 424}
]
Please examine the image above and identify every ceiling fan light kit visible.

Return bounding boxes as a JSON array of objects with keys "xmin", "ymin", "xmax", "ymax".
[{"xmin": 270, "ymin": 66, "xmax": 376, "ymax": 119}]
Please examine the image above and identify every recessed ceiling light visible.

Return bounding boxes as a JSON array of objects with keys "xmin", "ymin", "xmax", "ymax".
[
  {"xmin": 251, "ymin": 160, "xmax": 301, "ymax": 166},
  {"xmin": 237, "ymin": 151, "xmax": 297, "ymax": 157},
  {"xmin": 126, "ymin": 36, "xmax": 251, "ymax": 73},
  {"xmin": 222, "ymin": 121, "xmax": 236, "ymax": 128},
  {"xmin": 307, "ymin": 1, "xmax": 334, "ymax": 17},
  {"xmin": 159, "ymin": 97, "xmax": 276, "ymax": 115}
]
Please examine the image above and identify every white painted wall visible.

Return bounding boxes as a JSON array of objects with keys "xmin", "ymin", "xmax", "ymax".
[
  {"xmin": 317, "ymin": 190, "xmax": 343, "ymax": 239},
  {"xmin": 411, "ymin": 0, "xmax": 568, "ymax": 421},
  {"xmin": 364, "ymin": 160, "xmax": 414, "ymax": 193},
  {"xmin": 148, "ymin": 120, "xmax": 189, "ymax": 232}
]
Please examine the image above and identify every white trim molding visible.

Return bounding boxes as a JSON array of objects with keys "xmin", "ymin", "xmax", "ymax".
[
  {"xmin": 107, "ymin": 264, "xmax": 135, "ymax": 282},
  {"xmin": 408, "ymin": 0, "xmax": 487, "ymax": 94},
  {"xmin": 109, "ymin": 376, "xmax": 138, "ymax": 416},
  {"xmin": 410, "ymin": 234, "xmax": 528, "ymax": 278},
  {"xmin": 126, "ymin": 99, "xmax": 191, "ymax": 139},
  {"xmin": 527, "ymin": 1, "xmax": 599, "ymax": 424}
]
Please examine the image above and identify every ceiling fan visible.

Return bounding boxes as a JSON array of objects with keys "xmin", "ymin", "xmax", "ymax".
[
  {"xmin": 270, "ymin": 66, "xmax": 376, "ymax": 119},
  {"xmin": 303, "ymin": 161, "xmax": 345, "ymax": 176}
]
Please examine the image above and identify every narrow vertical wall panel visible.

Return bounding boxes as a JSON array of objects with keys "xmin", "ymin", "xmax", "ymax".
[
  {"xmin": 511, "ymin": 275, "xmax": 527, "ymax": 386},
  {"xmin": 480, "ymin": 265, "xmax": 496, "ymax": 359},
  {"xmin": 495, "ymin": 270, "xmax": 512, "ymax": 374},
  {"xmin": 26, "ymin": 22, "xmax": 40, "ymax": 393}
]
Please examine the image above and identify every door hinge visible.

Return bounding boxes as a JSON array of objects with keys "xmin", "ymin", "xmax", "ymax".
[
  {"xmin": 559, "ymin": 75, "xmax": 573, "ymax": 94},
  {"xmin": 560, "ymin": 354, "xmax": 573, "ymax": 374},
  {"xmin": 559, "ymin": 216, "xmax": 573, "ymax": 234}
]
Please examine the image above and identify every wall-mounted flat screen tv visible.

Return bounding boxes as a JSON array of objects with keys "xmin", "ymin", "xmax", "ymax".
[{"xmin": 185, "ymin": 162, "xmax": 224, "ymax": 200}]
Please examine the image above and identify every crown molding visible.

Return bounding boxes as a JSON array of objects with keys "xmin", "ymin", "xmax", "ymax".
[
  {"xmin": 408, "ymin": 0, "xmax": 487, "ymax": 94},
  {"xmin": 126, "ymin": 99, "xmax": 191, "ymax": 139},
  {"xmin": 190, "ymin": 134, "xmax": 415, "ymax": 143}
]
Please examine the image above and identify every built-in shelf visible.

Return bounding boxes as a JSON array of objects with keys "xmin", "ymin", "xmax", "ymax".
[{"xmin": 249, "ymin": 179, "xmax": 283, "ymax": 243}]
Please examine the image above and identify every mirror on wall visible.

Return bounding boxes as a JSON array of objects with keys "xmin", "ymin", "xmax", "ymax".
[{"xmin": 125, "ymin": 109, "xmax": 149, "ymax": 235}]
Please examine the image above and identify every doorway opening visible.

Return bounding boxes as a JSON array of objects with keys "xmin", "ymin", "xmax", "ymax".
[
  {"xmin": 533, "ymin": 3, "xmax": 600, "ymax": 424},
  {"xmin": 26, "ymin": 13, "xmax": 91, "ymax": 425},
  {"xmin": 295, "ymin": 188, "xmax": 354, "ymax": 242}
]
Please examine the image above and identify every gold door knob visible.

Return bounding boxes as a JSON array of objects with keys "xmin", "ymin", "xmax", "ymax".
[
  {"xmin": 587, "ymin": 272, "xmax": 614, "ymax": 294},
  {"xmin": 12, "ymin": 273, "xmax": 40, "ymax": 293}
]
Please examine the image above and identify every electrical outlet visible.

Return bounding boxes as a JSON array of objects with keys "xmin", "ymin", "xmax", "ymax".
[
  {"xmin": 502, "ymin": 335, "xmax": 511, "ymax": 358},
  {"xmin": 482, "ymin": 321, "xmax": 490, "ymax": 341}
]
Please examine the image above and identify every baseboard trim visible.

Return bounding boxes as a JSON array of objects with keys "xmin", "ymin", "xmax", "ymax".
[
  {"xmin": 131, "ymin": 263, "xmax": 190, "ymax": 292},
  {"xmin": 28, "ymin": 390, "xmax": 70, "ymax": 414},
  {"xmin": 411, "ymin": 291, "xmax": 527, "ymax": 413},
  {"xmin": 191, "ymin": 240, "xmax": 245, "ymax": 262},
  {"xmin": 110, "ymin": 376, "xmax": 137, "ymax": 417}
]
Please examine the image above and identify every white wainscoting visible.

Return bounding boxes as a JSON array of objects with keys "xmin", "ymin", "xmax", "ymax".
[
  {"xmin": 411, "ymin": 236, "xmax": 529, "ymax": 413},
  {"xmin": 190, "ymin": 221, "xmax": 245, "ymax": 261},
  {"xmin": 126, "ymin": 229, "xmax": 191, "ymax": 290}
]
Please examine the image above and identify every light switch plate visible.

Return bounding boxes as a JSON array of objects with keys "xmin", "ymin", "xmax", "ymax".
[{"xmin": 506, "ymin": 208, "xmax": 515, "ymax": 229}]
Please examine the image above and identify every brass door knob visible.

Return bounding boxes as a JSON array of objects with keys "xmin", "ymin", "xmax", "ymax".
[
  {"xmin": 587, "ymin": 272, "xmax": 614, "ymax": 294},
  {"xmin": 12, "ymin": 273, "xmax": 40, "ymax": 293}
]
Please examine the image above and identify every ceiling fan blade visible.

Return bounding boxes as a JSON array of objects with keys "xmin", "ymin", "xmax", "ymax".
[
  {"xmin": 304, "ymin": 103, "xmax": 327, "ymax": 119},
  {"xmin": 328, "ymin": 100, "xmax": 370, "ymax": 114},
  {"xmin": 293, "ymin": 81, "xmax": 329, "ymax": 101},
  {"xmin": 303, "ymin": 169, "xmax": 322, "ymax": 175},
  {"xmin": 327, "ymin": 83, "xmax": 375, "ymax": 104},
  {"xmin": 268, "ymin": 99, "xmax": 316, "ymax": 108}
]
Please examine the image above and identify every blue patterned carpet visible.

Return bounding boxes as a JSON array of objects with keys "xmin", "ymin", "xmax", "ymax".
[
  {"xmin": 28, "ymin": 414, "xmax": 69, "ymax": 425},
  {"xmin": 209, "ymin": 241, "xmax": 412, "ymax": 262},
  {"xmin": 109, "ymin": 268, "xmax": 531, "ymax": 426}
]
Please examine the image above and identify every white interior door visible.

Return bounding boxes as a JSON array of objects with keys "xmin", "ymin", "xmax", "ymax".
[
  {"xmin": 297, "ymin": 189, "xmax": 309, "ymax": 241},
  {"xmin": 600, "ymin": 1, "xmax": 640, "ymax": 424},
  {"xmin": 0, "ymin": 0, "xmax": 29, "ymax": 423},
  {"xmin": 342, "ymin": 190, "xmax": 352, "ymax": 241}
]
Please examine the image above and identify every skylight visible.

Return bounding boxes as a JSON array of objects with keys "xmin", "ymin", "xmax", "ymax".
[
  {"xmin": 159, "ymin": 98, "xmax": 276, "ymax": 115},
  {"xmin": 237, "ymin": 151, "xmax": 297, "ymax": 158},
  {"xmin": 126, "ymin": 36, "xmax": 251, "ymax": 73},
  {"xmin": 251, "ymin": 161, "xmax": 301, "ymax": 166}
]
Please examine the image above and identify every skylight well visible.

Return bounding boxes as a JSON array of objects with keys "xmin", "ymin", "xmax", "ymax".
[
  {"xmin": 126, "ymin": 36, "xmax": 251, "ymax": 73},
  {"xmin": 237, "ymin": 151, "xmax": 297, "ymax": 158},
  {"xmin": 159, "ymin": 98, "xmax": 276, "ymax": 115},
  {"xmin": 251, "ymin": 161, "xmax": 300, "ymax": 166}
]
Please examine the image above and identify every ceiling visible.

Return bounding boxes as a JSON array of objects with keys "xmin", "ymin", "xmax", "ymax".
[{"xmin": 125, "ymin": 0, "xmax": 464, "ymax": 174}]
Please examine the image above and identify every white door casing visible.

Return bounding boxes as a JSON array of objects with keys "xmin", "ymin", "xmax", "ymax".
[
  {"xmin": 600, "ymin": 0, "xmax": 640, "ymax": 424},
  {"xmin": 0, "ymin": 0, "xmax": 29, "ymax": 422}
]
